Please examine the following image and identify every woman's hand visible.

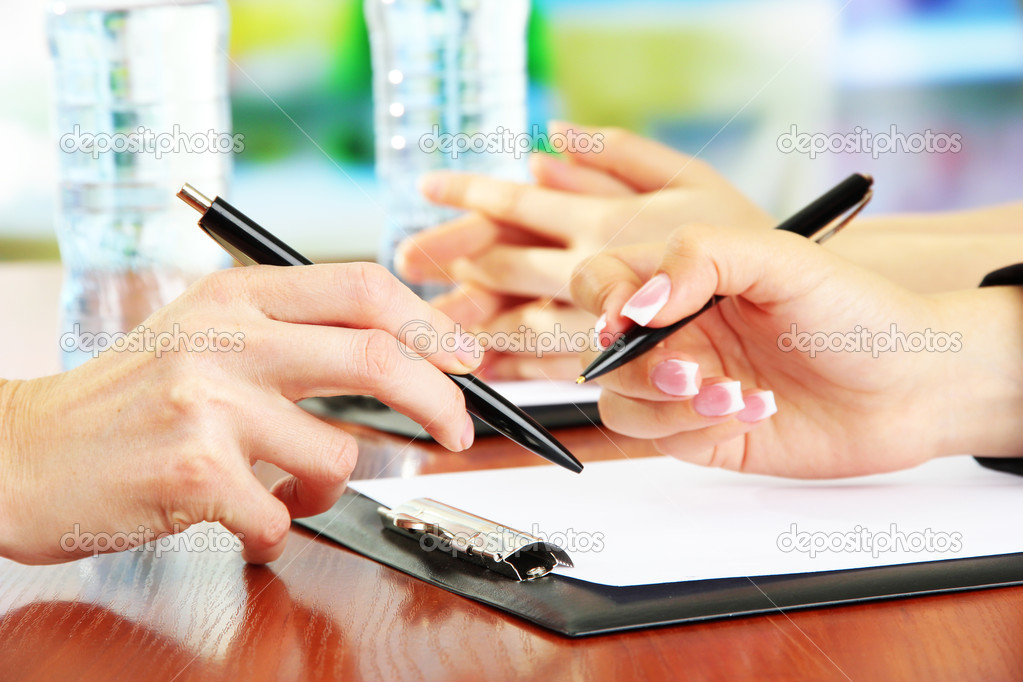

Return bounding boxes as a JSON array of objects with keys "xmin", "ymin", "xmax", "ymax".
[
  {"xmin": 397, "ymin": 123, "xmax": 772, "ymax": 300},
  {"xmin": 0, "ymin": 263, "xmax": 481, "ymax": 565},
  {"xmin": 571, "ymin": 225, "xmax": 1023, "ymax": 478},
  {"xmin": 397, "ymin": 123, "xmax": 772, "ymax": 379}
]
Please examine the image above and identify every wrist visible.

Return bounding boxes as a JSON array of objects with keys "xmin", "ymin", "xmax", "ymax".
[
  {"xmin": 0, "ymin": 379, "xmax": 29, "ymax": 561},
  {"xmin": 930, "ymin": 287, "xmax": 1023, "ymax": 457}
]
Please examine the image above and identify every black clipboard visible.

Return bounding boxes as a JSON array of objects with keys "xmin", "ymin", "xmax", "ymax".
[{"xmin": 296, "ymin": 489, "xmax": 1023, "ymax": 637}]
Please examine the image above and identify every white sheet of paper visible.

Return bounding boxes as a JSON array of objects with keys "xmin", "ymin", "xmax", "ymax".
[
  {"xmin": 351, "ymin": 456, "xmax": 1023, "ymax": 587},
  {"xmin": 486, "ymin": 380, "xmax": 601, "ymax": 407}
]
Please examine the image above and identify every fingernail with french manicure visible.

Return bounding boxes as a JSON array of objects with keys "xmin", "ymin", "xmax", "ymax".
[
  {"xmin": 621, "ymin": 273, "xmax": 671, "ymax": 326},
  {"xmin": 693, "ymin": 381, "xmax": 745, "ymax": 417},
  {"xmin": 651, "ymin": 359, "xmax": 700, "ymax": 397},
  {"xmin": 737, "ymin": 391, "xmax": 777, "ymax": 423}
]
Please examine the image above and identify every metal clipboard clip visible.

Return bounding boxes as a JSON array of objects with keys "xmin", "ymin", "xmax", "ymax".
[{"xmin": 378, "ymin": 498, "xmax": 574, "ymax": 581}]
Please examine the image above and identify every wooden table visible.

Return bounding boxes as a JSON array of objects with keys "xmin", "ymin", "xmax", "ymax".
[{"xmin": 2, "ymin": 264, "xmax": 1022, "ymax": 681}]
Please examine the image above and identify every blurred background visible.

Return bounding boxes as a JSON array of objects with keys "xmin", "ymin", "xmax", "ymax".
[{"xmin": 1, "ymin": 0, "xmax": 1021, "ymax": 262}]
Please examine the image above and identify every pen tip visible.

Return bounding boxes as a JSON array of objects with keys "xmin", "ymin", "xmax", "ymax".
[{"xmin": 575, "ymin": 376, "xmax": 586, "ymax": 384}]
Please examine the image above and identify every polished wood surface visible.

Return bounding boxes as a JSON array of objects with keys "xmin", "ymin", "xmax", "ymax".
[
  {"xmin": 3, "ymin": 422, "xmax": 1023, "ymax": 681},
  {"xmin": 2, "ymin": 264, "xmax": 1022, "ymax": 681}
]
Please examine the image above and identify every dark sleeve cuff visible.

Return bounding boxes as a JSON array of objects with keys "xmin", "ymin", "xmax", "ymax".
[{"xmin": 974, "ymin": 264, "xmax": 1023, "ymax": 476}]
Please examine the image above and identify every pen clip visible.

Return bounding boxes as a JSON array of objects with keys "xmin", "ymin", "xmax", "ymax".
[{"xmin": 811, "ymin": 188, "xmax": 873, "ymax": 245}]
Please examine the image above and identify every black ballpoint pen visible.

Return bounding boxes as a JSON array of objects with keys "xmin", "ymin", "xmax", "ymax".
[
  {"xmin": 577, "ymin": 173, "xmax": 874, "ymax": 384},
  {"xmin": 177, "ymin": 183, "xmax": 583, "ymax": 473}
]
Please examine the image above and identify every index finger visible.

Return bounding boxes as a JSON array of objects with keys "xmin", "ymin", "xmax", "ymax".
[
  {"xmin": 419, "ymin": 170, "xmax": 609, "ymax": 243},
  {"xmin": 194, "ymin": 263, "xmax": 483, "ymax": 375}
]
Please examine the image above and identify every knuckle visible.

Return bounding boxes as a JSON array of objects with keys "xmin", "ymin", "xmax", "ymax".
[
  {"xmin": 189, "ymin": 267, "xmax": 250, "ymax": 307},
  {"xmin": 569, "ymin": 260, "xmax": 602, "ymax": 310},
  {"xmin": 353, "ymin": 329, "xmax": 403, "ymax": 385},
  {"xmin": 488, "ymin": 182, "xmax": 525, "ymax": 218},
  {"xmin": 166, "ymin": 449, "xmax": 224, "ymax": 502},
  {"xmin": 594, "ymin": 278, "xmax": 629, "ymax": 315},
  {"xmin": 666, "ymin": 225, "xmax": 696, "ymax": 252},
  {"xmin": 165, "ymin": 371, "xmax": 221, "ymax": 420},
  {"xmin": 343, "ymin": 263, "xmax": 400, "ymax": 316},
  {"xmin": 651, "ymin": 402, "xmax": 685, "ymax": 431},
  {"xmin": 667, "ymin": 227, "xmax": 711, "ymax": 267},
  {"xmin": 652, "ymin": 437, "xmax": 680, "ymax": 458},
  {"xmin": 320, "ymin": 431, "xmax": 358, "ymax": 485}
]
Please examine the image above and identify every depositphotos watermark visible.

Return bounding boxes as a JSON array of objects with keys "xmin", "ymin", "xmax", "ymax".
[
  {"xmin": 396, "ymin": 320, "xmax": 616, "ymax": 360},
  {"xmin": 59, "ymin": 124, "xmax": 245, "ymax": 160},
  {"xmin": 777, "ymin": 323, "xmax": 962, "ymax": 359},
  {"xmin": 777, "ymin": 523, "xmax": 962, "ymax": 559},
  {"xmin": 60, "ymin": 323, "xmax": 246, "ymax": 359},
  {"xmin": 777, "ymin": 124, "xmax": 962, "ymax": 159},
  {"xmin": 59, "ymin": 523, "xmax": 243, "ymax": 558},
  {"xmin": 417, "ymin": 524, "xmax": 605, "ymax": 556},
  {"xmin": 417, "ymin": 124, "xmax": 605, "ymax": 159}
]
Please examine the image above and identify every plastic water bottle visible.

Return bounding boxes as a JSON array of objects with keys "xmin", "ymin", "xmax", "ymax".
[
  {"xmin": 365, "ymin": 0, "xmax": 531, "ymax": 299},
  {"xmin": 47, "ymin": 0, "xmax": 233, "ymax": 370}
]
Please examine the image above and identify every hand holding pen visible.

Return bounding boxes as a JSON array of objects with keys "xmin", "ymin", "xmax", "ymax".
[
  {"xmin": 564, "ymin": 174, "xmax": 969, "ymax": 479},
  {"xmin": 177, "ymin": 185, "xmax": 583, "ymax": 474}
]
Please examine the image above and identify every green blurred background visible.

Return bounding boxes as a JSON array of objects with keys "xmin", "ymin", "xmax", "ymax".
[{"xmin": 1, "ymin": 0, "xmax": 1021, "ymax": 261}]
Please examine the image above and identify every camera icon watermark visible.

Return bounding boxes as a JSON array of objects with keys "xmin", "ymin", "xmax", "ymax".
[{"xmin": 777, "ymin": 124, "xmax": 962, "ymax": 159}]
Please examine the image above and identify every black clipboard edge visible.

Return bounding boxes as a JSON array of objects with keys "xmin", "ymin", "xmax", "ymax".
[{"xmin": 296, "ymin": 489, "xmax": 1023, "ymax": 637}]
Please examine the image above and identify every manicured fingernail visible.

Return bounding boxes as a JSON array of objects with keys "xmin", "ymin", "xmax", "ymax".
[
  {"xmin": 737, "ymin": 391, "xmax": 777, "ymax": 423},
  {"xmin": 622, "ymin": 273, "xmax": 671, "ymax": 326},
  {"xmin": 651, "ymin": 359, "xmax": 700, "ymax": 397},
  {"xmin": 693, "ymin": 381, "xmax": 745, "ymax": 417},
  {"xmin": 456, "ymin": 332, "xmax": 481, "ymax": 368},
  {"xmin": 418, "ymin": 172, "xmax": 445, "ymax": 199},
  {"xmin": 593, "ymin": 313, "xmax": 608, "ymax": 350},
  {"xmin": 461, "ymin": 413, "xmax": 476, "ymax": 450}
]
